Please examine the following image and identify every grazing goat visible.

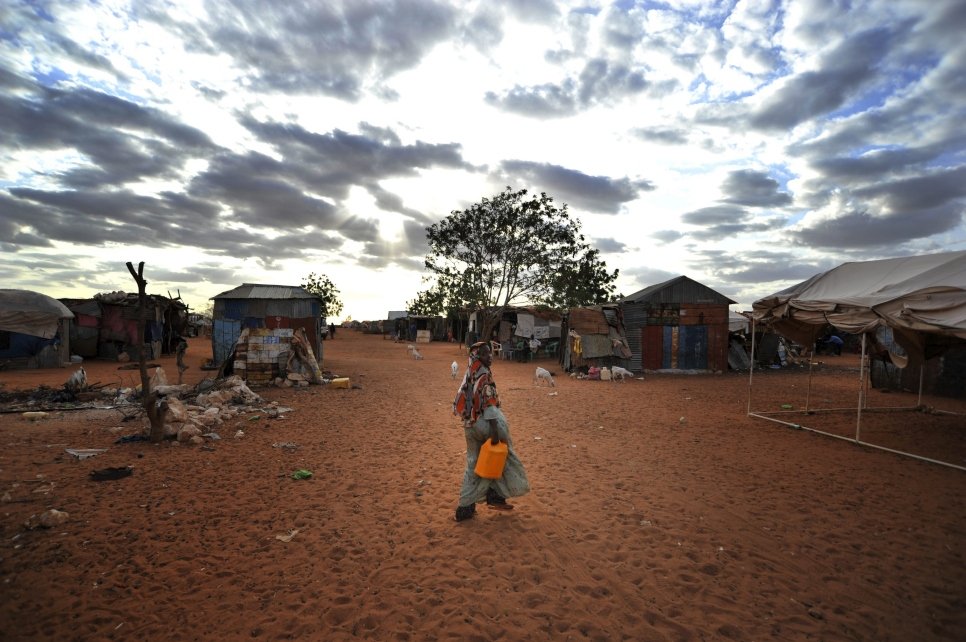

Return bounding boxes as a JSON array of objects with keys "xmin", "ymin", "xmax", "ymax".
[
  {"xmin": 534, "ymin": 366, "xmax": 555, "ymax": 387},
  {"xmin": 451, "ymin": 361, "xmax": 459, "ymax": 378},
  {"xmin": 412, "ymin": 349, "xmax": 424, "ymax": 360},
  {"xmin": 65, "ymin": 367, "xmax": 87, "ymax": 393},
  {"xmin": 611, "ymin": 366, "xmax": 634, "ymax": 382}
]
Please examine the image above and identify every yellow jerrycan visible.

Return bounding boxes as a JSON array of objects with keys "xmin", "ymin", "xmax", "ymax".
[{"xmin": 474, "ymin": 439, "xmax": 508, "ymax": 479}]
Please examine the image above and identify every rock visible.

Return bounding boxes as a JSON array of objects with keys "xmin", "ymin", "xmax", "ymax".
[
  {"xmin": 163, "ymin": 422, "xmax": 183, "ymax": 438},
  {"xmin": 25, "ymin": 509, "xmax": 69, "ymax": 530},
  {"xmin": 40, "ymin": 509, "xmax": 69, "ymax": 528},
  {"xmin": 164, "ymin": 397, "xmax": 189, "ymax": 423},
  {"xmin": 177, "ymin": 425, "xmax": 203, "ymax": 442}
]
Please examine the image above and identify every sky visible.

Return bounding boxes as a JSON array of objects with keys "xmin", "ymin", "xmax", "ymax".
[{"xmin": 2, "ymin": 0, "xmax": 965, "ymax": 323}]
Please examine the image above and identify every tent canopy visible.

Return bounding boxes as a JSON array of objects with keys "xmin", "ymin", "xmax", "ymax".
[
  {"xmin": 752, "ymin": 251, "xmax": 966, "ymax": 360},
  {"xmin": 0, "ymin": 289, "xmax": 74, "ymax": 339}
]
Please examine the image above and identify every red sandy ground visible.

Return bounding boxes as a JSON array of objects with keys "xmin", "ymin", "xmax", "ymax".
[{"xmin": 0, "ymin": 331, "xmax": 964, "ymax": 641}]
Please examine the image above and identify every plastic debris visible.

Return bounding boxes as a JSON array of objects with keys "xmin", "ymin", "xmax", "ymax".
[{"xmin": 66, "ymin": 448, "xmax": 108, "ymax": 460}]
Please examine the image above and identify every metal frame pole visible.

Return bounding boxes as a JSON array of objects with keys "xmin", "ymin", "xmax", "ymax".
[
  {"xmin": 747, "ymin": 318, "xmax": 757, "ymax": 415},
  {"xmin": 856, "ymin": 333, "xmax": 866, "ymax": 441}
]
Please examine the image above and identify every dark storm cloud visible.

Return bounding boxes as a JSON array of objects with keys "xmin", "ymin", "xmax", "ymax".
[
  {"xmin": 162, "ymin": 0, "xmax": 459, "ymax": 100},
  {"xmin": 485, "ymin": 58, "xmax": 650, "ymax": 117},
  {"xmin": 791, "ymin": 205, "xmax": 962, "ymax": 249},
  {"xmin": 719, "ymin": 170, "xmax": 792, "ymax": 208},
  {"xmin": 750, "ymin": 27, "xmax": 898, "ymax": 131},
  {"xmin": 497, "ymin": 160, "xmax": 653, "ymax": 214}
]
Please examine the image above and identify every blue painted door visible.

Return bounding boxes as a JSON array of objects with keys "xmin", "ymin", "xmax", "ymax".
[
  {"xmin": 679, "ymin": 325, "xmax": 707, "ymax": 369},
  {"xmin": 213, "ymin": 319, "xmax": 241, "ymax": 364}
]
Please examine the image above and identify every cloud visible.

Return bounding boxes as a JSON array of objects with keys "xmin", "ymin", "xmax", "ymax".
[
  {"xmin": 160, "ymin": 0, "xmax": 460, "ymax": 100},
  {"xmin": 0, "ymin": 79, "xmax": 220, "ymax": 189},
  {"xmin": 652, "ymin": 230, "xmax": 685, "ymax": 244},
  {"xmin": 485, "ymin": 58, "xmax": 652, "ymax": 117},
  {"xmin": 681, "ymin": 205, "xmax": 784, "ymax": 241},
  {"xmin": 791, "ymin": 205, "xmax": 962, "ymax": 249},
  {"xmin": 632, "ymin": 127, "xmax": 689, "ymax": 145},
  {"xmin": 750, "ymin": 27, "xmax": 899, "ymax": 131},
  {"xmin": 719, "ymin": 170, "xmax": 792, "ymax": 208},
  {"xmin": 593, "ymin": 237, "xmax": 627, "ymax": 253},
  {"xmin": 852, "ymin": 166, "xmax": 966, "ymax": 213},
  {"xmin": 620, "ymin": 265, "xmax": 678, "ymax": 293},
  {"xmin": 497, "ymin": 160, "xmax": 653, "ymax": 214}
]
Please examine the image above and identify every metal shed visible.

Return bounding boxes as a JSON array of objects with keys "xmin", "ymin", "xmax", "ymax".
[
  {"xmin": 622, "ymin": 276, "xmax": 735, "ymax": 372},
  {"xmin": 210, "ymin": 284, "xmax": 323, "ymax": 370}
]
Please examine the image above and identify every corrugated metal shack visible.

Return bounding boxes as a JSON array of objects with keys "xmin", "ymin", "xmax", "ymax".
[
  {"xmin": 622, "ymin": 276, "xmax": 735, "ymax": 372},
  {"xmin": 560, "ymin": 304, "xmax": 632, "ymax": 371},
  {"xmin": 210, "ymin": 284, "xmax": 323, "ymax": 377},
  {"xmin": 60, "ymin": 292, "xmax": 190, "ymax": 361}
]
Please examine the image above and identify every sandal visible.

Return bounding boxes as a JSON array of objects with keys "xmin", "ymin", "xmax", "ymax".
[{"xmin": 454, "ymin": 504, "xmax": 476, "ymax": 521}]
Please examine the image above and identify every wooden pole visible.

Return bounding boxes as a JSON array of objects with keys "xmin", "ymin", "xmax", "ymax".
[{"xmin": 126, "ymin": 262, "xmax": 165, "ymax": 443}]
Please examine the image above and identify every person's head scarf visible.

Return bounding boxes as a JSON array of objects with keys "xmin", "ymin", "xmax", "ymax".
[{"xmin": 453, "ymin": 341, "xmax": 500, "ymax": 420}]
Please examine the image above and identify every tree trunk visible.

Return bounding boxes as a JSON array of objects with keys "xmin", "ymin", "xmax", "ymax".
[{"xmin": 127, "ymin": 262, "xmax": 164, "ymax": 443}]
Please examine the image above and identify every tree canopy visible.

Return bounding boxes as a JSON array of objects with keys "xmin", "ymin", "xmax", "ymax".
[
  {"xmin": 422, "ymin": 186, "xmax": 618, "ymax": 340},
  {"xmin": 301, "ymin": 272, "xmax": 344, "ymax": 321}
]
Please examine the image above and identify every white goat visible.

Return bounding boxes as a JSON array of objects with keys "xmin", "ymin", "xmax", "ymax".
[
  {"xmin": 412, "ymin": 349, "xmax": 424, "ymax": 360},
  {"xmin": 451, "ymin": 361, "xmax": 459, "ymax": 378},
  {"xmin": 611, "ymin": 366, "xmax": 634, "ymax": 382},
  {"xmin": 65, "ymin": 366, "xmax": 87, "ymax": 393},
  {"xmin": 534, "ymin": 366, "xmax": 555, "ymax": 387}
]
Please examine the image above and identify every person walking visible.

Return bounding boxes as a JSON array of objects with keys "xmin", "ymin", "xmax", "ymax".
[{"xmin": 452, "ymin": 341, "xmax": 530, "ymax": 521}]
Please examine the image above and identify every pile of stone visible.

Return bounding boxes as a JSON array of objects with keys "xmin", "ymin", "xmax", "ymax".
[{"xmin": 150, "ymin": 374, "xmax": 291, "ymax": 445}]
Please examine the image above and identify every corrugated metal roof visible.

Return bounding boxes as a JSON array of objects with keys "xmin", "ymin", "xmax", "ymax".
[
  {"xmin": 211, "ymin": 283, "xmax": 318, "ymax": 300},
  {"xmin": 621, "ymin": 275, "xmax": 736, "ymax": 305}
]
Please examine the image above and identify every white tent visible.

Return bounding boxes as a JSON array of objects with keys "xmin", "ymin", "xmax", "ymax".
[
  {"xmin": 752, "ymin": 250, "xmax": 966, "ymax": 360},
  {"xmin": 0, "ymin": 289, "xmax": 74, "ymax": 339},
  {"xmin": 748, "ymin": 251, "xmax": 966, "ymax": 471}
]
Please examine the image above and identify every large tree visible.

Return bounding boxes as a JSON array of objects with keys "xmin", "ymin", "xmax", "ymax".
[
  {"xmin": 424, "ymin": 186, "xmax": 619, "ymax": 341},
  {"xmin": 301, "ymin": 272, "xmax": 344, "ymax": 321}
]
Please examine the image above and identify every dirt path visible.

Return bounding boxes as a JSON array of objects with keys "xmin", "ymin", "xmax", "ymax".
[{"xmin": 1, "ymin": 330, "xmax": 964, "ymax": 640}]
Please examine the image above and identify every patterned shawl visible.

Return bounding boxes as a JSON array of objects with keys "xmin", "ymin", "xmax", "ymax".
[{"xmin": 452, "ymin": 341, "xmax": 501, "ymax": 422}]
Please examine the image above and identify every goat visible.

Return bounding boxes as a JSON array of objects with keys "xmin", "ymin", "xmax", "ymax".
[
  {"xmin": 451, "ymin": 361, "xmax": 459, "ymax": 378},
  {"xmin": 611, "ymin": 366, "xmax": 634, "ymax": 382},
  {"xmin": 412, "ymin": 349, "xmax": 424, "ymax": 360},
  {"xmin": 64, "ymin": 366, "xmax": 87, "ymax": 393},
  {"xmin": 534, "ymin": 366, "xmax": 555, "ymax": 387}
]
